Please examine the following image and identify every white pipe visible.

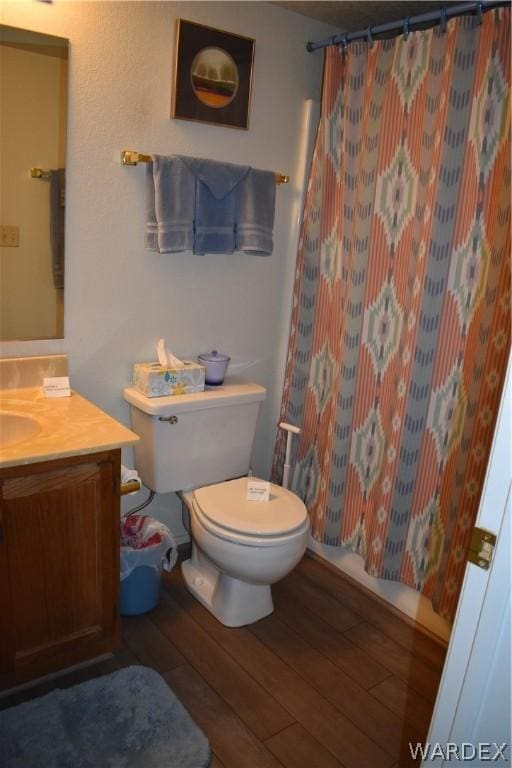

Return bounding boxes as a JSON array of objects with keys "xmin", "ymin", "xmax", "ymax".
[{"xmin": 279, "ymin": 422, "xmax": 301, "ymax": 489}]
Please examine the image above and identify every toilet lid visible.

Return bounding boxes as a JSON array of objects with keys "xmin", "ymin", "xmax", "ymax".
[{"xmin": 193, "ymin": 477, "xmax": 308, "ymax": 537}]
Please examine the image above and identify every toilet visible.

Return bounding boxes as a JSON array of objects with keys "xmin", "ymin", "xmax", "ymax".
[{"xmin": 123, "ymin": 379, "xmax": 310, "ymax": 626}]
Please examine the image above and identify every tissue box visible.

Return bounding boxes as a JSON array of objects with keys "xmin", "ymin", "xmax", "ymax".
[{"xmin": 133, "ymin": 361, "xmax": 205, "ymax": 397}]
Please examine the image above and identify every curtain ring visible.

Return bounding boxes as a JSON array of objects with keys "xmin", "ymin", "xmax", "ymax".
[
  {"xmin": 477, "ymin": 0, "xmax": 484, "ymax": 25},
  {"xmin": 366, "ymin": 26, "xmax": 374, "ymax": 48},
  {"xmin": 403, "ymin": 17, "xmax": 410, "ymax": 41},
  {"xmin": 339, "ymin": 34, "xmax": 349, "ymax": 55},
  {"xmin": 440, "ymin": 6, "xmax": 447, "ymax": 34}
]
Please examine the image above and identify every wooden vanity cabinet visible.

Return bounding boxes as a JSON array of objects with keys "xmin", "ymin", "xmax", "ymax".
[{"xmin": 0, "ymin": 449, "xmax": 121, "ymax": 688}]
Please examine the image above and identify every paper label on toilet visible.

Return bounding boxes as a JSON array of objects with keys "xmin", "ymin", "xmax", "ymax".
[
  {"xmin": 246, "ymin": 479, "xmax": 270, "ymax": 502},
  {"xmin": 43, "ymin": 376, "xmax": 71, "ymax": 398}
]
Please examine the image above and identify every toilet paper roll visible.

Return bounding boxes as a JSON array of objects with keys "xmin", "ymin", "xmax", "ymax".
[{"xmin": 121, "ymin": 464, "xmax": 141, "ymax": 493}]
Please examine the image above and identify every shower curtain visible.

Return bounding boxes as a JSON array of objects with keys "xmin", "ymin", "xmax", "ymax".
[{"xmin": 273, "ymin": 9, "xmax": 510, "ymax": 620}]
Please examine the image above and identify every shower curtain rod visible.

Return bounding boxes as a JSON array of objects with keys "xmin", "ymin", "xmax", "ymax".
[{"xmin": 306, "ymin": 0, "xmax": 510, "ymax": 52}]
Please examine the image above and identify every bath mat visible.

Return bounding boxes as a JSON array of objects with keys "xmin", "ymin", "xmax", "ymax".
[{"xmin": 0, "ymin": 665, "xmax": 211, "ymax": 768}]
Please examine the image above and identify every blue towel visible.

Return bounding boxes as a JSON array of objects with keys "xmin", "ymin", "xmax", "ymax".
[
  {"xmin": 180, "ymin": 157, "xmax": 249, "ymax": 255},
  {"xmin": 236, "ymin": 169, "xmax": 276, "ymax": 256},
  {"xmin": 49, "ymin": 169, "xmax": 65, "ymax": 288},
  {"xmin": 146, "ymin": 154, "xmax": 276, "ymax": 256},
  {"xmin": 146, "ymin": 156, "xmax": 195, "ymax": 252}
]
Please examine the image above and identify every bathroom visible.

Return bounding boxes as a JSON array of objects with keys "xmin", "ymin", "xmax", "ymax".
[{"xmin": 0, "ymin": 1, "xmax": 510, "ymax": 766}]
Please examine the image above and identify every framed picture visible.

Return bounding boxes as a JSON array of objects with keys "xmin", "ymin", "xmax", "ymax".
[{"xmin": 172, "ymin": 19, "xmax": 255, "ymax": 130}]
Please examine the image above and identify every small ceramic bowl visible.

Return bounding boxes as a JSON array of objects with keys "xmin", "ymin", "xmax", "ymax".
[{"xmin": 198, "ymin": 350, "xmax": 230, "ymax": 386}]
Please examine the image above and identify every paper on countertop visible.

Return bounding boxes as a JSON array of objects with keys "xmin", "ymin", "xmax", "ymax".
[
  {"xmin": 42, "ymin": 376, "xmax": 71, "ymax": 398},
  {"xmin": 156, "ymin": 338, "xmax": 183, "ymax": 368}
]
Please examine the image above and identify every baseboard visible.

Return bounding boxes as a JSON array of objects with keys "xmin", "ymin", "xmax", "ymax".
[
  {"xmin": 177, "ymin": 541, "xmax": 192, "ymax": 562},
  {"xmin": 305, "ymin": 549, "xmax": 449, "ymax": 650}
]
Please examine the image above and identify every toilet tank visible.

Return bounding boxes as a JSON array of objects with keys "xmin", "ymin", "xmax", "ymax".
[{"xmin": 123, "ymin": 378, "xmax": 267, "ymax": 493}]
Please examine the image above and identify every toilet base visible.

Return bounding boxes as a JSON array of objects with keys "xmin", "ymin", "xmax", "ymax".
[{"xmin": 181, "ymin": 549, "xmax": 274, "ymax": 627}]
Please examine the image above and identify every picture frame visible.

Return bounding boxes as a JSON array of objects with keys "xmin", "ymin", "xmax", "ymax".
[{"xmin": 172, "ymin": 19, "xmax": 255, "ymax": 130}]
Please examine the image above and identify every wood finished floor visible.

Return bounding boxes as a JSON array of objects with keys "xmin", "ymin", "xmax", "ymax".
[{"xmin": 1, "ymin": 554, "xmax": 447, "ymax": 768}]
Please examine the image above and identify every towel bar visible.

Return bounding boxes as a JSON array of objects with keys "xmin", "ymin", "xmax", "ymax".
[
  {"xmin": 120, "ymin": 150, "xmax": 289, "ymax": 184},
  {"xmin": 30, "ymin": 167, "xmax": 52, "ymax": 180}
]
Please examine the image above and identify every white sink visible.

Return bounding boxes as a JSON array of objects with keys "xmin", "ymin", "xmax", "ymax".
[{"xmin": 0, "ymin": 412, "xmax": 42, "ymax": 448}]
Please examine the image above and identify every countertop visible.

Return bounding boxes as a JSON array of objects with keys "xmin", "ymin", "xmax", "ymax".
[{"xmin": 0, "ymin": 387, "xmax": 139, "ymax": 469}]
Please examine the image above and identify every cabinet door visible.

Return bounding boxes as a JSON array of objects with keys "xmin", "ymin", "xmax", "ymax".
[{"xmin": 0, "ymin": 451, "xmax": 120, "ymax": 685}]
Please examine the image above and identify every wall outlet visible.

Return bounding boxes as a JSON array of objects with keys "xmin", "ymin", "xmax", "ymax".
[{"xmin": 0, "ymin": 225, "xmax": 20, "ymax": 247}]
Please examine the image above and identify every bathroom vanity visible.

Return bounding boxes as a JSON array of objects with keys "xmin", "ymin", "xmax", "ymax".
[{"xmin": 0, "ymin": 360, "xmax": 138, "ymax": 688}]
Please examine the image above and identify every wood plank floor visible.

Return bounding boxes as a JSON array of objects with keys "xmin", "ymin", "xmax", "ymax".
[{"xmin": 1, "ymin": 553, "xmax": 447, "ymax": 768}]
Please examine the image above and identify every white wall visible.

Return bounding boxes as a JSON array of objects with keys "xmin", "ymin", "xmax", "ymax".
[{"xmin": 0, "ymin": 1, "xmax": 335, "ymax": 538}]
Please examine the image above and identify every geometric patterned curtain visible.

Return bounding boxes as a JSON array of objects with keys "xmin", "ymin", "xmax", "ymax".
[{"xmin": 273, "ymin": 9, "xmax": 511, "ymax": 620}]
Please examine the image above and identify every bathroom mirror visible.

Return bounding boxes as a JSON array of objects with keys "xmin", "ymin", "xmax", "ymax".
[{"xmin": 0, "ymin": 25, "xmax": 68, "ymax": 341}]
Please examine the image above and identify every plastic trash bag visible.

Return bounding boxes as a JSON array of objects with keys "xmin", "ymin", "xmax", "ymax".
[{"xmin": 120, "ymin": 514, "xmax": 177, "ymax": 581}]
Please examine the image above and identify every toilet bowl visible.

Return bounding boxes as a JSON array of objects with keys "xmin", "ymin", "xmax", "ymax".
[
  {"xmin": 181, "ymin": 477, "xmax": 310, "ymax": 626},
  {"xmin": 123, "ymin": 378, "xmax": 310, "ymax": 627}
]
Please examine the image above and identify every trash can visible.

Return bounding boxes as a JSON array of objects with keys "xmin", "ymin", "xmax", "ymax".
[{"xmin": 120, "ymin": 514, "xmax": 177, "ymax": 616}]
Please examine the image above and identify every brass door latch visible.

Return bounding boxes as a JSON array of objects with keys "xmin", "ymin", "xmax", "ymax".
[{"xmin": 467, "ymin": 526, "xmax": 497, "ymax": 570}]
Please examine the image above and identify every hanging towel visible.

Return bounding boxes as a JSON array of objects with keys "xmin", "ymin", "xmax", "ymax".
[
  {"xmin": 49, "ymin": 169, "xmax": 65, "ymax": 289},
  {"xmin": 146, "ymin": 156, "xmax": 195, "ymax": 253},
  {"xmin": 145, "ymin": 154, "xmax": 276, "ymax": 256},
  {"xmin": 180, "ymin": 157, "xmax": 249, "ymax": 255},
  {"xmin": 236, "ymin": 169, "xmax": 276, "ymax": 256}
]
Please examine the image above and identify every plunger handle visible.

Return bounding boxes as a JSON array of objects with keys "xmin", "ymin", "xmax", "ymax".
[{"xmin": 279, "ymin": 422, "xmax": 301, "ymax": 489}]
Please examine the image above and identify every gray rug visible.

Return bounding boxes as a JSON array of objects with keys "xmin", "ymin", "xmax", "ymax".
[{"xmin": 0, "ymin": 665, "xmax": 211, "ymax": 768}]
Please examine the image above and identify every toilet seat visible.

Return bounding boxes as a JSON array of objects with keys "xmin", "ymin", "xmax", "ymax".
[{"xmin": 192, "ymin": 477, "xmax": 309, "ymax": 547}]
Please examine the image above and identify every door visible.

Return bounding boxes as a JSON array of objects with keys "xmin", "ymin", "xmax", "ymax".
[{"xmin": 424, "ymin": 355, "xmax": 511, "ymax": 765}]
